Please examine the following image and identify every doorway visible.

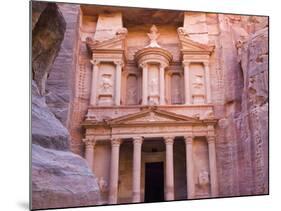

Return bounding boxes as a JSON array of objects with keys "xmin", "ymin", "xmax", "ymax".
[{"xmin": 144, "ymin": 162, "xmax": 164, "ymax": 202}]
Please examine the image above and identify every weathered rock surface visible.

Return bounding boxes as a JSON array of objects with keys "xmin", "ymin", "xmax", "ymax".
[
  {"xmin": 46, "ymin": 4, "xmax": 80, "ymax": 125},
  {"xmin": 32, "ymin": 3, "xmax": 66, "ymax": 95},
  {"xmin": 32, "ymin": 144, "xmax": 100, "ymax": 210},
  {"xmin": 216, "ymin": 23, "xmax": 268, "ymax": 196},
  {"xmin": 238, "ymin": 27, "xmax": 269, "ymax": 195},
  {"xmin": 32, "ymin": 80, "xmax": 69, "ymax": 150},
  {"xmin": 31, "ymin": 1, "xmax": 47, "ymax": 30},
  {"xmin": 31, "ymin": 2, "xmax": 101, "ymax": 209}
]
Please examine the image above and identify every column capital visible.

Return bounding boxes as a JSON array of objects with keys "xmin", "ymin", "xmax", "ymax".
[
  {"xmin": 114, "ymin": 60, "xmax": 124, "ymax": 67},
  {"xmin": 164, "ymin": 136, "xmax": 174, "ymax": 145},
  {"xmin": 159, "ymin": 62, "xmax": 167, "ymax": 69},
  {"xmin": 133, "ymin": 137, "xmax": 143, "ymax": 145},
  {"xmin": 139, "ymin": 62, "xmax": 148, "ymax": 69},
  {"xmin": 182, "ymin": 61, "xmax": 190, "ymax": 67},
  {"xmin": 90, "ymin": 59, "xmax": 101, "ymax": 66},
  {"xmin": 111, "ymin": 138, "xmax": 122, "ymax": 147},
  {"xmin": 203, "ymin": 61, "xmax": 210, "ymax": 66},
  {"xmin": 82, "ymin": 138, "xmax": 96, "ymax": 147},
  {"xmin": 184, "ymin": 135, "xmax": 193, "ymax": 144},
  {"xmin": 207, "ymin": 136, "xmax": 216, "ymax": 144}
]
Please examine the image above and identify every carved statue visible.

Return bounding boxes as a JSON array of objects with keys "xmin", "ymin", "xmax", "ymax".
[
  {"xmin": 98, "ymin": 177, "xmax": 108, "ymax": 192},
  {"xmin": 127, "ymin": 89, "xmax": 137, "ymax": 104},
  {"xmin": 116, "ymin": 27, "xmax": 128, "ymax": 38},
  {"xmin": 171, "ymin": 75, "xmax": 182, "ymax": 104},
  {"xmin": 149, "ymin": 78, "xmax": 158, "ymax": 95},
  {"xmin": 198, "ymin": 170, "xmax": 209, "ymax": 186},
  {"xmin": 192, "ymin": 74, "xmax": 204, "ymax": 95},
  {"xmin": 100, "ymin": 74, "xmax": 112, "ymax": 93},
  {"xmin": 126, "ymin": 75, "xmax": 138, "ymax": 105},
  {"xmin": 146, "ymin": 25, "xmax": 161, "ymax": 48},
  {"xmin": 177, "ymin": 27, "xmax": 190, "ymax": 38},
  {"xmin": 236, "ymin": 39, "xmax": 244, "ymax": 63}
]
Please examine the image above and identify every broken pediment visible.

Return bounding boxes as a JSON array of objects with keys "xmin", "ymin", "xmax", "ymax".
[
  {"xmin": 86, "ymin": 27, "xmax": 127, "ymax": 52},
  {"xmin": 177, "ymin": 27, "xmax": 214, "ymax": 54},
  {"xmin": 109, "ymin": 107, "xmax": 202, "ymax": 125}
]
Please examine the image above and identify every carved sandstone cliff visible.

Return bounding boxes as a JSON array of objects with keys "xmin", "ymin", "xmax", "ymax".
[
  {"xmin": 237, "ymin": 27, "xmax": 268, "ymax": 195},
  {"xmin": 217, "ymin": 18, "xmax": 268, "ymax": 196},
  {"xmin": 31, "ymin": 2, "xmax": 100, "ymax": 209}
]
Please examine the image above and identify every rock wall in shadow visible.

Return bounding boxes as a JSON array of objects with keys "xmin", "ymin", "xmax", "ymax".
[{"xmin": 31, "ymin": 2, "xmax": 100, "ymax": 209}]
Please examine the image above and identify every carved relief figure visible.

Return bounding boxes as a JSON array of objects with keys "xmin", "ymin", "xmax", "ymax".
[
  {"xmin": 115, "ymin": 27, "xmax": 128, "ymax": 39},
  {"xmin": 100, "ymin": 74, "xmax": 113, "ymax": 93},
  {"xmin": 98, "ymin": 177, "xmax": 108, "ymax": 192},
  {"xmin": 198, "ymin": 170, "xmax": 209, "ymax": 186},
  {"xmin": 126, "ymin": 75, "xmax": 138, "ymax": 105},
  {"xmin": 177, "ymin": 27, "xmax": 190, "ymax": 38},
  {"xmin": 146, "ymin": 25, "xmax": 161, "ymax": 48},
  {"xmin": 171, "ymin": 74, "xmax": 182, "ymax": 104},
  {"xmin": 149, "ymin": 78, "xmax": 159, "ymax": 95},
  {"xmin": 193, "ymin": 74, "xmax": 204, "ymax": 92}
]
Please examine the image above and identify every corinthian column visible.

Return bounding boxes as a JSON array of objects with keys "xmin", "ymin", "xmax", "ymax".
[
  {"xmin": 108, "ymin": 138, "xmax": 122, "ymax": 204},
  {"xmin": 132, "ymin": 137, "xmax": 143, "ymax": 203},
  {"xmin": 141, "ymin": 63, "xmax": 148, "ymax": 105},
  {"xmin": 114, "ymin": 61, "xmax": 123, "ymax": 106},
  {"xmin": 90, "ymin": 60, "xmax": 100, "ymax": 106},
  {"xmin": 183, "ymin": 61, "xmax": 191, "ymax": 105},
  {"xmin": 184, "ymin": 135, "xmax": 195, "ymax": 199},
  {"xmin": 203, "ymin": 61, "xmax": 212, "ymax": 104},
  {"xmin": 159, "ymin": 63, "xmax": 166, "ymax": 105},
  {"xmin": 83, "ymin": 138, "xmax": 96, "ymax": 172},
  {"xmin": 207, "ymin": 136, "xmax": 218, "ymax": 197},
  {"xmin": 164, "ymin": 136, "xmax": 175, "ymax": 200}
]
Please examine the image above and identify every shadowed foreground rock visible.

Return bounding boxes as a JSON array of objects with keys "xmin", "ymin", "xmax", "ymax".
[
  {"xmin": 32, "ymin": 144, "xmax": 100, "ymax": 210},
  {"xmin": 32, "ymin": 80, "xmax": 69, "ymax": 150},
  {"xmin": 31, "ymin": 2, "xmax": 101, "ymax": 209},
  {"xmin": 32, "ymin": 3, "xmax": 66, "ymax": 95}
]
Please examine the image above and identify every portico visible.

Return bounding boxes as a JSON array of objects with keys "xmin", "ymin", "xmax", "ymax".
[{"xmin": 82, "ymin": 107, "xmax": 218, "ymax": 204}]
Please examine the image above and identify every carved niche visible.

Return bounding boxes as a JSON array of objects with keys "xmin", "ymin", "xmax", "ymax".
[
  {"xmin": 171, "ymin": 73, "xmax": 182, "ymax": 104},
  {"xmin": 190, "ymin": 63, "xmax": 206, "ymax": 104},
  {"xmin": 126, "ymin": 74, "xmax": 138, "ymax": 105},
  {"xmin": 97, "ymin": 63, "xmax": 115, "ymax": 105},
  {"xmin": 148, "ymin": 64, "xmax": 160, "ymax": 105}
]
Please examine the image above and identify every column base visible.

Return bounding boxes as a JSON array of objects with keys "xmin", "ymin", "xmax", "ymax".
[{"xmin": 132, "ymin": 192, "xmax": 141, "ymax": 203}]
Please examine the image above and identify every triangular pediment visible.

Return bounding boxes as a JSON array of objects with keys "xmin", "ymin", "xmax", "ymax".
[
  {"xmin": 180, "ymin": 38, "xmax": 214, "ymax": 52},
  {"xmin": 86, "ymin": 36, "xmax": 125, "ymax": 51},
  {"xmin": 177, "ymin": 27, "xmax": 214, "ymax": 53},
  {"xmin": 109, "ymin": 107, "xmax": 202, "ymax": 125}
]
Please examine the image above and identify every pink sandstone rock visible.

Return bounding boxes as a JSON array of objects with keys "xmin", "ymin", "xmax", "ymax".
[
  {"xmin": 31, "ymin": 2, "xmax": 101, "ymax": 209},
  {"xmin": 32, "ymin": 144, "xmax": 100, "ymax": 209}
]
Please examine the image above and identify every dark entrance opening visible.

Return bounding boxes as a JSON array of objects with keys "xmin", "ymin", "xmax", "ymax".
[{"xmin": 144, "ymin": 162, "xmax": 164, "ymax": 202}]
